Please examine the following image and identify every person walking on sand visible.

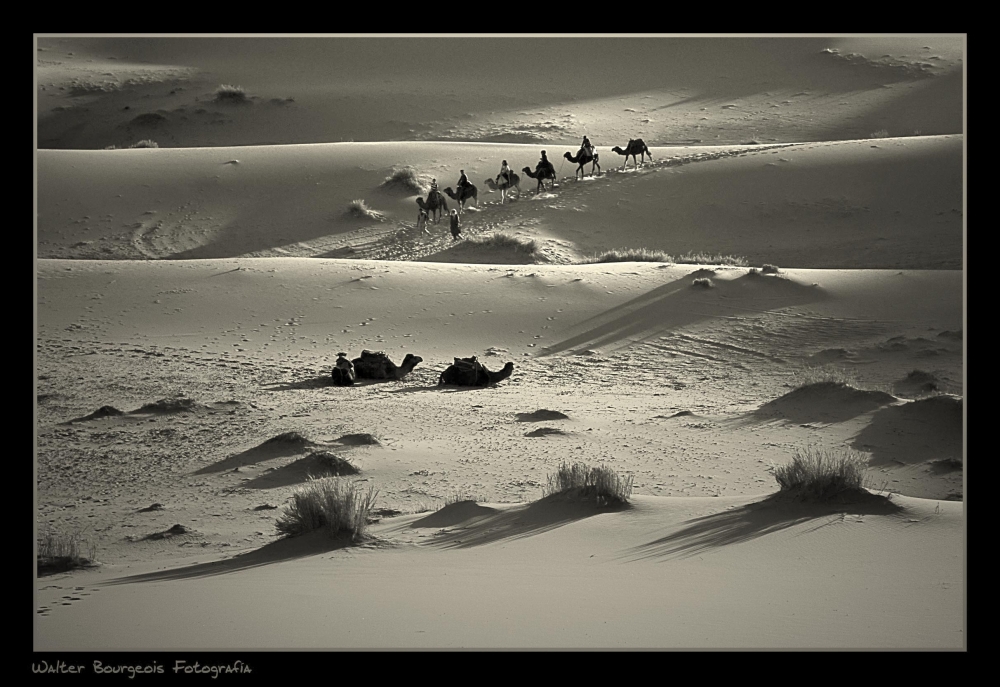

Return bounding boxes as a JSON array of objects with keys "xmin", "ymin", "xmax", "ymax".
[
  {"xmin": 449, "ymin": 209, "xmax": 462, "ymax": 241},
  {"xmin": 417, "ymin": 207, "xmax": 430, "ymax": 235}
]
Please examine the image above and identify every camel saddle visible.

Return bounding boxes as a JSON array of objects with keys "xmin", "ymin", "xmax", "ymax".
[
  {"xmin": 453, "ymin": 356, "xmax": 482, "ymax": 372},
  {"xmin": 355, "ymin": 350, "xmax": 391, "ymax": 376}
]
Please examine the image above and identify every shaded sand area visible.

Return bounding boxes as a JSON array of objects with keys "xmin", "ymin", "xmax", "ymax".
[
  {"xmin": 36, "ymin": 34, "xmax": 965, "ymax": 650},
  {"xmin": 37, "ymin": 260, "xmax": 963, "ymax": 648}
]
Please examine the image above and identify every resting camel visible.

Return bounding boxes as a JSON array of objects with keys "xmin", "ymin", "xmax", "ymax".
[
  {"xmin": 416, "ymin": 192, "xmax": 448, "ymax": 223},
  {"xmin": 564, "ymin": 150, "xmax": 601, "ymax": 179},
  {"xmin": 522, "ymin": 165, "xmax": 556, "ymax": 193},
  {"xmin": 352, "ymin": 351, "xmax": 423, "ymax": 381},
  {"xmin": 443, "ymin": 185, "xmax": 478, "ymax": 213},
  {"xmin": 438, "ymin": 357, "xmax": 515, "ymax": 387},
  {"xmin": 611, "ymin": 139, "xmax": 653, "ymax": 170},
  {"xmin": 483, "ymin": 173, "xmax": 521, "ymax": 203}
]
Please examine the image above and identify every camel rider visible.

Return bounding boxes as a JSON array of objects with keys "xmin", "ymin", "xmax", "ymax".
[
  {"xmin": 496, "ymin": 160, "xmax": 512, "ymax": 186},
  {"xmin": 429, "ymin": 178, "xmax": 439, "ymax": 199},
  {"xmin": 537, "ymin": 150, "xmax": 550, "ymax": 173},
  {"xmin": 457, "ymin": 170, "xmax": 470, "ymax": 193},
  {"xmin": 581, "ymin": 136, "xmax": 594, "ymax": 158}
]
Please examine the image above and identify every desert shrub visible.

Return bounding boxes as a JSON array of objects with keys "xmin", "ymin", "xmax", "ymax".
[
  {"xmin": 214, "ymin": 84, "xmax": 248, "ymax": 103},
  {"xmin": 677, "ymin": 252, "xmax": 748, "ymax": 266},
  {"xmin": 37, "ymin": 532, "xmax": 97, "ymax": 575},
  {"xmin": 347, "ymin": 199, "xmax": 384, "ymax": 221},
  {"xmin": 275, "ymin": 477, "xmax": 378, "ymax": 541},
  {"xmin": 691, "ymin": 277, "xmax": 714, "ymax": 288},
  {"xmin": 545, "ymin": 462, "xmax": 633, "ymax": 505},
  {"xmin": 128, "ymin": 139, "xmax": 159, "ymax": 148},
  {"xmin": 382, "ymin": 166, "xmax": 431, "ymax": 194},
  {"xmin": 772, "ymin": 448, "xmax": 870, "ymax": 499},
  {"xmin": 761, "ymin": 264, "xmax": 780, "ymax": 274},
  {"xmin": 467, "ymin": 232, "xmax": 538, "ymax": 254},
  {"xmin": 791, "ymin": 365, "xmax": 893, "ymax": 395},
  {"xmin": 583, "ymin": 248, "xmax": 674, "ymax": 263},
  {"xmin": 869, "ymin": 129, "xmax": 890, "ymax": 139}
]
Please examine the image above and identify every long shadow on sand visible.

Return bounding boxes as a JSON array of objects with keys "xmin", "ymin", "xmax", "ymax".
[
  {"xmin": 625, "ymin": 493, "xmax": 900, "ymax": 562},
  {"xmin": 541, "ymin": 271, "xmax": 825, "ymax": 356},
  {"xmin": 261, "ymin": 375, "xmax": 332, "ymax": 392},
  {"xmin": 194, "ymin": 435, "xmax": 316, "ymax": 475},
  {"xmin": 409, "ymin": 494, "xmax": 630, "ymax": 550},
  {"xmin": 104, "ymin": 531, "xmax": 351, "ymax": 585}
]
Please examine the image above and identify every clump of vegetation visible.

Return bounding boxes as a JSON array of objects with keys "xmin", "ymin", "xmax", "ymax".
[
  {"xmin": 583, "ymin": 248, "xmax": 674, "ymax": 263},
  {"xmin": 761, "ymin": 264, "xmax": 780, "ymax": 274},
  {"xmin": 467, "ymin": 232, "xmax": 538, "ymax": 254},
  {"xmin": 214, "ymin": 84, "xmax": 248, "ymax": 103},
  {"xmin": 346, "ymin": 199, "xmax": 385, "ymax": 221},
  {"xmin": 869, "ymin": 129, "xmax": 890, "ymax": 139},
  {"xmin": 691, "ymin": 277, "xmax": 714, "ymax": 288},
  {"xmin": 677, "ymin": 252, "xmax": 748, "ymax": 266},
  {"xmin": 545, "ymin": 461, "xmax": 634, "ymax": 505},
  {"xmin": 791, "ymin": 365, "xmax": 893, "ymax": 395},
  {"xmin": 104, "ymin": 139, "xmax": 160, "ymax": 150},
  {"xmin": 275, "ymin": 477, "xmax": 378, "ymax": 541},
  {"xmin": 773, "ymin": 448, "xmax": 875, "ymax": 500},
  {"xmin": 37, "ymin": 532, "xmax": 98, "ymax": 576},
  {"xmin": 381, "ymin": 166, "xmax": 431, "ymax": 194}
]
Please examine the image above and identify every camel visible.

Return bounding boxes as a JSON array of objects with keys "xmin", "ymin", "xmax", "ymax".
[
  {"xmin": 351, "ymin": 350, "xmax": 423, "ymax": 381},
  {"xmin": 483, "ymin": 173, "xmax": 521, "ymax": 203},
  {"xmin": 522, "ymin": 165, "xmax": 556, "ymax": 193},
  {"xmin": 438, "ymin": 357, "xmax": 515, "ymax": 387},
  {"xmin": 611, "ymin": 139, "xmax": 653, "ymax": 170},
  {"xmin": 443, "ymin": 185, "xmax": 478, "ymax": 213},
  {"xmin": 416, "ymin": 192, "xmax": 448, "ymax": 223},
  {"xmin": 564, "ymin": 150, "xmax": 601, "ymax": 179}
]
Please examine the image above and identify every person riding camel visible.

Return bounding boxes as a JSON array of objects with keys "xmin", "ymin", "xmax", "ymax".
[
  {"xmin": 581, "ymin": 136, "xmax": 594, "ymax": 158},
  {"xmin": 496, "ymin": 160, "xmax": 512, "ymax": 186},
  {"xmin": 429, "ymin": 178, "xmax": 439, "ymax": 200},
  {"xmin": 457, "ymin": 169, "xmax": 470, "ymax": 193},
  {"xmin": 536, "ymin": 150, "xmax": 550, "ymax": 174}
]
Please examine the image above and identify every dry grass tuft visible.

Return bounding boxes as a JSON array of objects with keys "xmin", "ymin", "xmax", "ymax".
[
  {"xmin": 869, "ymin": 129, "xmax": 890, "ymax": 139},
  {"xmin": 691, "ymin": 277, "xmax": 714, "ymax": 288},
  {"xmin": 677, "ymin": 252, "xmax": 748, "ymax": 266},
  {"xmin": 545, "ymin": 462, "xmax": 633, "ymax": 505},
  {"xmin": 347, "ymin": 199, "xmax": 385, "ymax": 221},
  {"xmin": 382, "ymin": 166, "xmax": 431, "ymax": 194},
  {"xmin": 583, "ymin": 248, "xmax": 673, "ymax": 263},
  {"xmin": 215, "ymin": 84, "xmax": 248, "ymax": 103},
  {"xmin": 773, "ymin": 448, "xmax": 876, "ymax": 500},
  {"xmin": 275, "ymin": 477, "xmax": 378, "ymax": 541},
  {"xmin": 466, "ymin": 232, "xmax": 538, "ymax": 254},
  {"xmin": 37, "ymin": 532, "xmax": 98, "ymax": 575}
]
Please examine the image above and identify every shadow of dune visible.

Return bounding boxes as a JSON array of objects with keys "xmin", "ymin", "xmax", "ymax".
[
  {"xmin": 105, "ymin": 532, "xmax": 351, "ymax": 585},
  {"xmin": 851, "ymin": 394, "xmax": 963, "ymax": 465},
  {"xmin": 261, "ymin": 375, "xmax": 331, "ymax": 392},
  {"xmin": 243, "ymin": 453, "xmax": 358, "ymax": 490},
  {"xmin": 194, "ymin": 435, "xmax": 316, "ymax": 475},
  {"xmin": 542, "ymin": 272, "xmax": 825, "ymax": 356},
  {"xmin": 625, "ymin": 493, "xmax": 900, "ymax": 562},
  {"xmin": 751, "ymin": 382, "xmax": 898, "ymax": 424},
  {"xmin": 412, "ymin": 494, "xmax": 631, "ymax": 550}
]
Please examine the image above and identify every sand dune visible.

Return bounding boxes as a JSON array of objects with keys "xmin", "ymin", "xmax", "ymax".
[
  {"xmin": 38, "ymin": 135, "xmax": 962, "ymax": 268},
  {"xmin": 35, "ymin": 34, "xmax": 965, "ymax": 651}
]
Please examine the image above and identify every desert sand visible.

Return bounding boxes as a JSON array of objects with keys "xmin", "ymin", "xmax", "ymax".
[{"xmin": 35, "ymin": 34, "xmax": 965, "ymax": 651}]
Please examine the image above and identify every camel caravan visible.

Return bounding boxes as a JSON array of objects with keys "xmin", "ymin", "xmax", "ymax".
[
  {"xmin": 332, "ymin": 350, "xmax": 514, "ymax": 389},
  {"xmin": 414, "ymin": 137, "xmax": 652, "ymax": 228}
]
